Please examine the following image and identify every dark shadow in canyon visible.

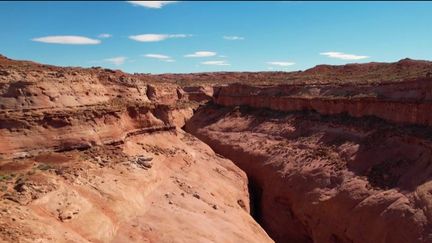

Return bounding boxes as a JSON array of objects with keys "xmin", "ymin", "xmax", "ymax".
[
  {"xmin": 197, "ymin": 103, "xmax": 432, "ymax": 191},
  {"xmin": 247, "ymin": 176, "xmax": 263, "ymax": 224},
  {"xmin": 184, "ymin": 102, "xmax": 432, "ymax": 242}
]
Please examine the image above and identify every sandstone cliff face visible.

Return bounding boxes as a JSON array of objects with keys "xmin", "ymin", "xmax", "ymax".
[
  {"xmin": 186, "ymin": 105, "xmax": 432, "ymax": 243},
  {"xmin": 0, "ymin": 56, "xmax": 272, "ymax": 242},
  {"xmin": 215, "ymin": 79, "xmax": 432, "ymax": 126},
  {"xmin": 0, "ymin": 56, "xmax": 194, "ymax": 159},
  {"xmin": 182, "ymin": 86, "xmax": 214, "ymax": 102},
  {"xmin": 185, "ymin": 68, "xmax": 432, "ymax": 242}
]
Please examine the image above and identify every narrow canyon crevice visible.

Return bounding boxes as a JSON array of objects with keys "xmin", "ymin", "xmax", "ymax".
[
  {"xmin": 184, "ymin": 102, "xmax": 432, "ymax": 243},
  {"xmin": 248, "ymin": 175, "xmax": 264, "ymax": 225},
  {"xmin": 183, "ymin": 126, "xmax": 313, "ymax": 242},
  {"xmin": 184, "ymin": 119, "xmax": 311, "ymax": 242}
]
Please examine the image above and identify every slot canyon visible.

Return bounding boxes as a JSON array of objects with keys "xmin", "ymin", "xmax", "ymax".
[{"xmin": 1, "ymin": 55, "xmax": 432, "ymax": 242}]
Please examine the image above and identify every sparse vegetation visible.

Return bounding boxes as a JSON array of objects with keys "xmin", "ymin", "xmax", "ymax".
[
  {"xmin": 36, "ymin": 163, "xmax": 53, "ymax": 171},
  {"xmin": 0, "ymin": 174, "xmax": 11, "ymax": 181}
]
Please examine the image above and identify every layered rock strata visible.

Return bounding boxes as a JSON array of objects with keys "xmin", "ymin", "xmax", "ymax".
[
  {"xmin": 0, "ymin": 56, "xmax": 272, "ymax": 242},
  {"xmin": 215, "ymin": 79, "xmax": 432, "ymax": 126}
]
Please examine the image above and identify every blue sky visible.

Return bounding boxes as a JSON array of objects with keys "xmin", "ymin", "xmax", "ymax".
[{"xmin": 1, "ymin": 1, "xmax": 432, "ymax": 74}]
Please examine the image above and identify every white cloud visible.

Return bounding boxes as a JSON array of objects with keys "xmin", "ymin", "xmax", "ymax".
[
  {"xmin": 129, "ymin": 34, "xmax": 191, "ymax": 42},
  {"xmin": 130, "ymin": 34, "xmax": 167, "ymax": 42},
  {"xmin": 128, "ymin": 1, "xmax": 177, "ymax": 9},
  {"xmin": 144, "ymin": 54, "xmax": 171, "ymax": 59},
  {"xmin": 185, "ymin": 51, "xmax": 217, "ymax": 58},
  {"xmin": 104, "ymin": 56, "xmax": 127, "ymax": 66},
  {"xmin": 267, "ymin": 61, "xmax": 295, "ymax": 66},
  {"xmin": 223, "ymin": 36, "xmax": 245, "ymax": 40},
  {"xmin": 32, "ymin": 35, "xmax": 101, "ymax": 45},
  {"xmin": 320, "ymin": 51, "xmax": 369, "ymax": 60},
  {"xmin": 201, "ymin": 60, "xmax": 230, "ymax": 66},
  {"xmin": 169, "ymin": 34, "xmax": 190, "ymax": 38},
  {"xmin": 144, "ymin": 54, "xmax": 174, "ymax": 62},
  {"xmin": 98, "ymin": 33, "xmax": 112, "ymax": 38}
]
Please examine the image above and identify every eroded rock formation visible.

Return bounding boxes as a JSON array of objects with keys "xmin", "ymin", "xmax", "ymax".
[
  {"xmin": 214, "ymin": 79, "xmax": 432, "ymax": 126},
  {"xmin": 186, "ymin": 81, "xmax": 432, "ymax": 242},
  {"xmin": 0, "ymin": 55, "xmax": 271, "ymax": 242},
  {"xmin": 2, "ymin": 54, "xmax": 432, "ymax": 243}
]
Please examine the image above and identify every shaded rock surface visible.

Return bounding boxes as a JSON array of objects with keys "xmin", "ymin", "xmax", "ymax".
[{"xmin": 185, "ymin": 104, "xmax": 432, "ymax": 243}]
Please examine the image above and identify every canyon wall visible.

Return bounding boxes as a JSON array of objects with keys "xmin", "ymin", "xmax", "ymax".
[
  {"xmin": 185, "ymin": 77, "xmax": 432, "ymax": 242},
  {"xmin": 186, "ymin": 104, "xmax": 432, "ymax": 243},
  {"xmin": 215, "ymin": 79, "xmax": 432, "ymax": 126},
  {"xmin": 0, "ymin": 56, "xmax": 272, "ymax": 242},
  {"xmin": 0, "ymin": 57, "xmax": 193, "ymax": 159}
]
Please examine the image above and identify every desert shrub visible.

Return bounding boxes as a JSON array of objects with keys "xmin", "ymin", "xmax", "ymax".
[{"xmin": 36, "ymin": 163, "xmax": 53, "ymax": 171}]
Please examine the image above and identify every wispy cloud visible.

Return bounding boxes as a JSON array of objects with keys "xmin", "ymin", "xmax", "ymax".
[
  {"xmin": 129, "ymin": 34, "xmax": 191, "ymax": 42},
  {"xmin": 98, "ymin": 33, "xmax": 112, "ymax": 38},
  {"xmin": 128, "ymin": 1, "xmax": 177, "ymax": 9},
  {"xmin": 144, "ymin": 54, "xmax": 170, "ymax": 59},
  {"xmin": 320, "ymin": 51, "xmax": 369, "ymax": 60},
  {"xmin": 267, "ymin": 61, "xmax": 295, "ymax": 67},
  {"xmin": 185, "ymin": 51, "xmax": 217, "ymax": 58},
  {"xmin": 169, "ymin": 34, "xmax": 190, "ymax": 38},
  {"xmin": 104, "ymin": 56, "xmax": 127, "ymax": 66},
  {"xmin": 32, "ymin": 35, "xmax": 101, "ymax": 45},
  {"xmin": 144, "ymin": 54, "xmax": 175, "ymax": 62},
  {"xmin": 201, "ymin": 60, "xmax": 230, "ymax": 66},
  {"xmin": 223, "ymin": 36, "xmax": 245, "ymax": 40}
]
